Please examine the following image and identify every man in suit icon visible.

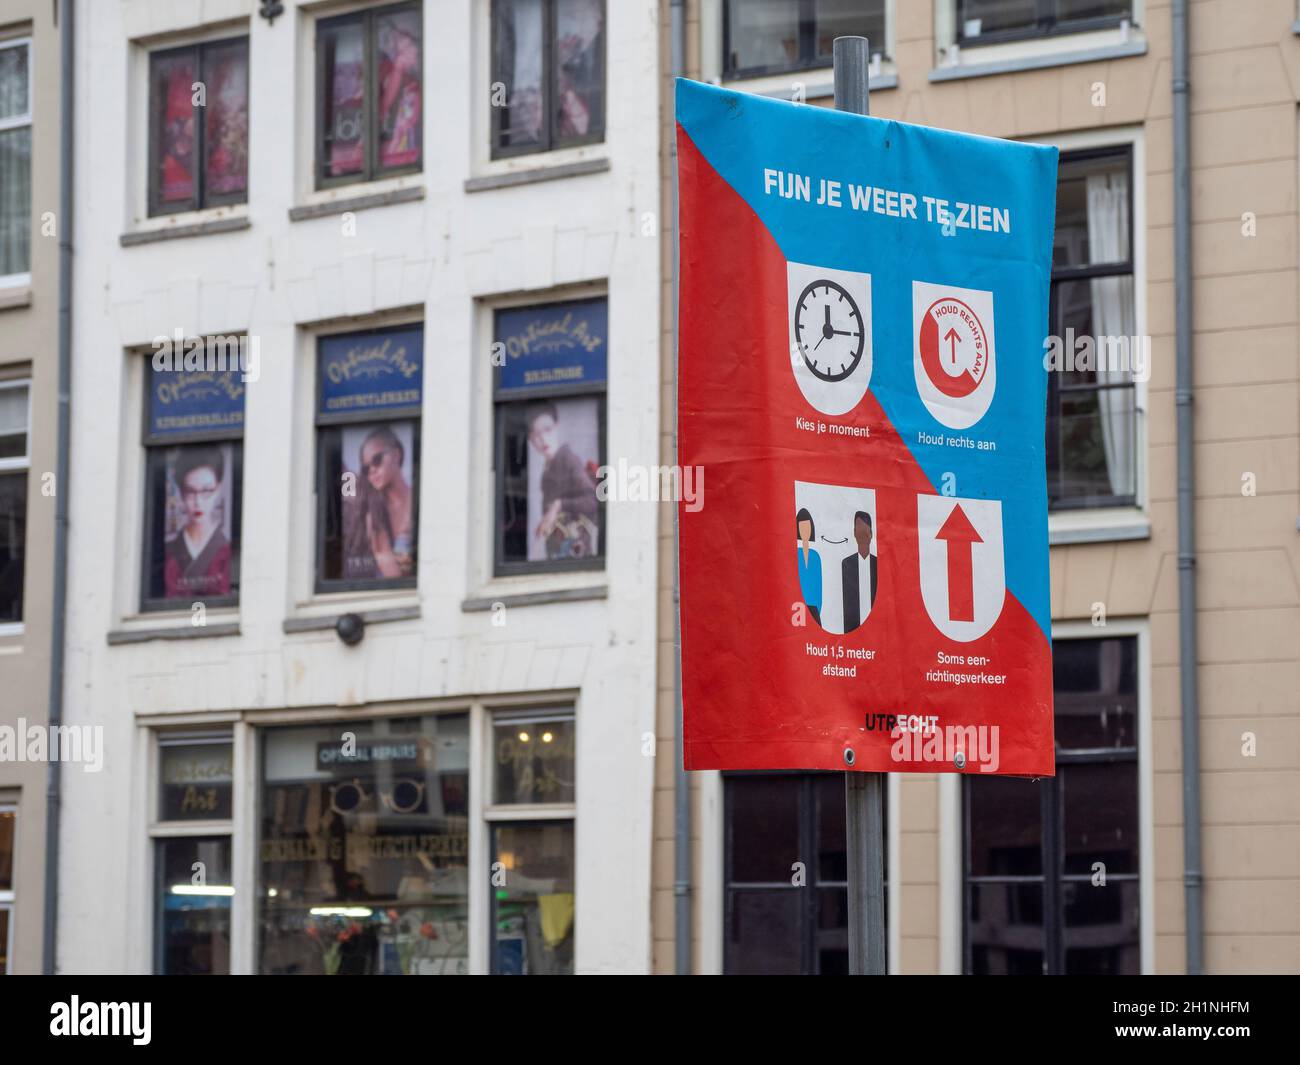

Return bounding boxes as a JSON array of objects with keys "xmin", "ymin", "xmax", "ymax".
[{"xmin": 841, "ymin": 511, "xmax": 877, "ymax": 633}]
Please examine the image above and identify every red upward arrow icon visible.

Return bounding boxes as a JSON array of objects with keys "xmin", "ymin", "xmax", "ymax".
[
  {"xmin": 936, "ymin": 504, "xmax": 983, "ymax": 622},
  {"xmin": 943, "ymin": 327, "xmax": 961, "ymax": 372}
]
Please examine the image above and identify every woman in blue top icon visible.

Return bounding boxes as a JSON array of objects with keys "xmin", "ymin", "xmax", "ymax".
[{"xmin": 796, "ymin": 507, "xmax": 822, "ymax": 626}]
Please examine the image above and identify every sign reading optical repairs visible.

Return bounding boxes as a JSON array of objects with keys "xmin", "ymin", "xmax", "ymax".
[
  {"xmin": 676, "ymin": 79, "xmax": 1058, "ymax": 777},
  {"xmin": 318, "ymin": 325, "xmax": 423, "ymax": 418}
]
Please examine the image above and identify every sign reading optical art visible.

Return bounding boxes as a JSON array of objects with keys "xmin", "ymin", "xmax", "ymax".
[{"xmin": 676, "ymin": 79, "xmax": 1058, "ymax": 777}]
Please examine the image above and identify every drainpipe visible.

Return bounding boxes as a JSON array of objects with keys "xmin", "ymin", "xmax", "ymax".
[
  {"xmin": 1171, "ymin": 0, "xmax": 1204, "ymax": 976},
  {"xmin": 670, "ymin": 0, "xmax": 691, "ymax": 976},
  {"xmin": 42, "ymin": 0, "xmax": 74, "ymax": 976}
]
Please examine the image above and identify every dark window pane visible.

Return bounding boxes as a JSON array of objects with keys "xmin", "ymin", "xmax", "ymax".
[
  {"xmin": 144, "ymin": 443, "xmax": 240, "ymax": 606},
  {"xmin": 0, "ymin": 809, "xmax": 14, "ymax": 890},
  {"xmin": 1062, "ymin": 762, "xmax": 1138, "ymax": 875},
  {"xmin": 968, "ymin": 881, "xmax": 1045, "ymax": 974},
  {"xmin": 0, "ymin": 42, "xmax": 29, "ymax": 120},
  {"xmin": 968, "ymin": 776, "xmax": 1042, "ymax": 877},
  {"xmin": 376, "ymin": 7, "xmax": 422, "ymax": 171},
  {"xmin": 1048, "ymin": 378, "xmax": 1137, "ymax": 505},
  {"xmin": 202, "ymin": 40, "xmax": 249, "ymax": 198},
  {"xmin": 152, "ymin": 49, "xmax": 198, "ymax": 206},
  {"xmin": 156, "ymin": 836, "xmax": 232, "ymax": 975},
  {"xmin": 728, "ymin": 775, "xmax": 800, "ymax": 883},
  {"xmin": 812, "ymin": 0, "xmax": 885, "ymax": 63},
  {"xmin": 492, "ymin": 821, "xmax": 574, "ymax": 974},
  {"xmin": 0, "ymin": 472, "xmax": 26, "ymax": 623},
  {"xmin": 495, "ymin": 0, "xmax": 546, "ymax": 150},
  {"xmin": 1058, "ymin": 0, "xmax": 1131, "ymax": 22},
  {"xmin": 815, "ymin": 773, "xmax": 846, "ymax": 881},
  {"xmin": 318, "ymin": 420, "xmax": 419, "ymax": 586},
  {"xmin": 1054, "ymin": 153, "xmax": 1130, "ymax": 269},
  {"xmin": 0, "ymin": 127, "xmax": 30, "ymax": 276},
  {"xmin": 260, "ymin": 717, "xmax": 470, "ymax": 975},
  {"xmin": 1062, "ymin": 877, "xmax": 1139, "ymax": 974},
  {"xmin": 1054, "ymin": 636, "xmax": 1137, "ymax": 749},
  {"xmin": 727, "ymin": 0, "xmax": 800, "ymax": 73},
  {"xmin": 492, "ymin": 713, "xmax": 575, "ymax": 805},
  {"xmin": 321, "ymin": 17, "xmax": 366, "ymax": 178},
  {"xmin": 554, "ymin": 0, "xmax": 604, "ymax": 144},
  {"xmin": 726, "ymin": 889, "xmax": 803, "ymax": 974},
  {"xmin": 0, "ymin": 907, "xmax": 8, "ymax": 974},
  {"xmin": 159, "ymin": 740, "xmax": 234, "ymax": 821},
  {"xmin": 816, "ymin": 886, "xmax": 848, "ymax": 974},
  {"xmin": 959, "ymin": 0, "xmax": 1038, "ymax": 37}
]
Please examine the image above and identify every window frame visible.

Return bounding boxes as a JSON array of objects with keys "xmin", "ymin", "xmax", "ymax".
[
  {"xmin": 0, "ymin": 378, "xmax": 31, "ymax": 631},
  {"xmin": 1046, "ymin": 143, "xmax": 1138, "ymax": 513},
  {"xmin": 0, "ymin": 35, "xmax": 32, "ymax": 286},
  {"xmin": 138, "ymin": 362, "xmax": 245, "ymax": 614},
  {"xmin": 489, "ymin": 0, "xmax": 608, "ymax": 160},
  {"xmin": 961, "ymin": 634, "xmax": 1141, "ymax": 975},
  {"xmin": 721, "ymin": 0, "xmax": 887, "ymax": 81},
  {"xmin": 312, "ymin": 324, "xmax": 423, "ymax": 596},
  {"xmin": 956, "ymin": 0, "xmax": 1132, "ymax": 48},
  {"xmin": 314, "ymin": 0, "xmax": 423, "ymax": 190},
  {"xmin": 0, "ymin": 803, "xmax": 15, "ymax": 975},
  {"xmin": 146, "ymin": 36, "xmax": 250, "ymax": 218}
]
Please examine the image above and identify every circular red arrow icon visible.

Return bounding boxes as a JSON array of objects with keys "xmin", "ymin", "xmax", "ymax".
[{"xmin": 919, "ymin": 297, "xmax": 987, "ymax": 399}]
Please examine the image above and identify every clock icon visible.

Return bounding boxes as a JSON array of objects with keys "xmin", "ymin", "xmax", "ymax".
[{"xmin": 794, "ymin": 279, "xmax": 865, "ymax": 382}]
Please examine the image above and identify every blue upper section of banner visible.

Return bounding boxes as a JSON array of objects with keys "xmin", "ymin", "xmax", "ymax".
[{"xmin": 676, "ymin": 78, "xmax": 1058, "ymax": 637}]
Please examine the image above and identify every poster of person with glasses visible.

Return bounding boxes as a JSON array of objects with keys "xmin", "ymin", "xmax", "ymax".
[
  {"xmin": 161, "ymin": 443, "xmax": 235, "ymax": 599},
  {"xmin": 341, "ymin": 421, "xmax": 417, "ymax": 581}
]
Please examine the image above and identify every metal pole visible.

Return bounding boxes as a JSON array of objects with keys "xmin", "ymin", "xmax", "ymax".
[{"xmin": 833, "ymin": 36, "xmax": 886, "ymax": 977}]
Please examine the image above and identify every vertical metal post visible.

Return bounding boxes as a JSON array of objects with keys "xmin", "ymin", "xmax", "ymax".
[{"xmin": 833, "ymin": 36, "xmax": 886, "ymax": 977}]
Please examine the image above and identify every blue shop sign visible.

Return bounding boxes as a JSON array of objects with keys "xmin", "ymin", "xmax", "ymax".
[
  {"xmin": 496, "ymin": 298, "xmax": 607, "ymax": 395},
  {"xmin": 318, "ymin": 326, "xmax": 424, "ymax": 418},
  {"xmin": 148, "ymin": 367, "xmax": 246, "ymax": 440}
]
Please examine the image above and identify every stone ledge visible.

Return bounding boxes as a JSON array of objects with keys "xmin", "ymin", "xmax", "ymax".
[
  {"xmin": 288, "ymin": 185, "xmax": 425, "ymax": 221},
  {"xmin": 107, "ymin": 622, "xmax": 240, "ymax": 645},
  {"xmin": 282, "ymin": 604, "xmax": 421, "ymax": 633},
  {"xmin": 464, "ymin": 157, "xmax": 611, "ymax": 193},
  {"xmin": 462, "ymin": 586, "xmax": 608, "ymax": 611},
  {"xmin": 120, "ymin": 217, "xmax": 251, "ymax": 246}
]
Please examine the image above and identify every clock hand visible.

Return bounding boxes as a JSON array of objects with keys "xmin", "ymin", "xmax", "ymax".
[
  {"xmin": 824, "ymin": 304, "xmax": 831, "ymax": 330},
  {"xmin": 813, "ymin": 334, "xmax": 826, "ymax": 351}
]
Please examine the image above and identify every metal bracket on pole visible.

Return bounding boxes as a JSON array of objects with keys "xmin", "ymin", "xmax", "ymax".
[{"xmin": 833, "ymin": 35, "xmax": 886, "ymax": 977}]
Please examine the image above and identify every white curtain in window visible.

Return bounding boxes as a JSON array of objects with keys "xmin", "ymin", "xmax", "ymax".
[{"xmin": 1086, "ymin": 170, "xmax": 1135, "ymax": 499}]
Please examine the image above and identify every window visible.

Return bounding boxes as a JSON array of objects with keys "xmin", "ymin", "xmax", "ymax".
[
  {"xmin": 491, "ymin": 0, "xmax": 606, "ymax": 157},
  {"xmin": 723, "ymin": 0, "xmax": 885, "ymax": 80},
  {"xmin": 0, "ymin": 805, "xmax": 14, "ymax": 973},
  {"xmin": 724, "ymin": 771, "xmax": 887, "ymax": 975},
  {"xmin": 1046, "ymin": 147, "xmax": 1137, "ymax": 510},
  {"xmin": 314, "ymin": 325, "xmax": 422, "ymax": 592},
  {"xmin": 0, "ymin": 380, "xmax": 29, "ymax": 625},
  {"xmin": 259, "ymin": 715, "xmax": 470, "ymax": 975},
  {"xmin": 148, "ymin": 37, "xmax": 249, "ymax": 216},
  {"xmin": 152, "ymin": 735, "xmax": 233, "ymax": 975},
  {"xmin": 958, "ymin": 0, "xmax": 1131, "ymax": 45},
  {"xmin": 141, "ymin": 360, "xmax": 244, "ymax": 611},
  {"xmin": 492, "ymin": 298, "xmax": 606, "ymax": 576},
  {"xmin": 317, "ymin": 2, "xmax": 422, "ymax": 187},
  {"xmin": 964, "ymin": 635, "xmax": 1139, "ymax": 975},
  {"xmin": 0, "ymin": 37, "xmax": 30, "ymax": 280},
  {"xmin": 487, "ymin": 710, "xmax": 575, "ymax": 974}
]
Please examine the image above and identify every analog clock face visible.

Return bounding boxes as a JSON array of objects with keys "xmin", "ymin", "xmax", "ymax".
[{"xmin": 794, "ymin": 279, "xmax": 865, "ymax": 382}]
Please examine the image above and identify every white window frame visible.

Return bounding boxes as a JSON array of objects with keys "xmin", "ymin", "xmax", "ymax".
[
  {"xmin": 0, "ymin": 35, "xmax": 32, "ymax": 288},
  {"xmin": 0, "ymin": 803, "xmax": 15, "ymax": 974},
  {"xmin": 0, "ymin": 378, "xmax": 31, "ymax": 636}
]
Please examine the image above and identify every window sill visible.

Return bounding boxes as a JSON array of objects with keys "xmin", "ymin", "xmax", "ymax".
[
  {"xmin": 282, "ymin": 603, "xmax": 421, "ymax": 634},
  {"xmin": 464, "ymin": 157, "xmax": 611, "ymax": 194},
  {"xmin": 288, "ymin": 184, "xmax": 425, "ymax": 222},
  {"xmin": 462, "ymin": 585, "xmax": 607, "ymax": 612},
  {"xmin": 930, "ymin": 39, "xmax": 1147, "ymax": 82},
  {"xmin": 0, "ymin": 284, "xmax": 31, "ymax": 311},
  {"xmin": 107, "ymin": 621, "xmax": 241, "ymax": 645},
  {"xmin": 120, "ymin": 216, "xmax": 251, "ymax": 247},
  {"xmin": 0, "ymin": 622, "xmax": 25, "ymax": 651},
  {"xmin": 1048, "ymin": 508, "xmax": 1149, "ymax": 546}
]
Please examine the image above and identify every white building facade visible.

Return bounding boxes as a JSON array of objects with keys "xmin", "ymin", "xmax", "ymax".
[{"xmin": 61, "ymin": 0, "xmax": 660, "ymax": 975}]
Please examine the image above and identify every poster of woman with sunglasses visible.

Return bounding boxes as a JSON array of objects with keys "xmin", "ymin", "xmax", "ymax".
[
  {"xmin": 341, "ymin": 421, "xmax": 417, "ymax": 581},
  {"xmin": 160, "ymin": 443, "xmax": 236, "ymax": 600}
]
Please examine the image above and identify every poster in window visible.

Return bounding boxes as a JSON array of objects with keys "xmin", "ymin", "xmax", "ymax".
[
  {"xmin": 497, "ymin": 0, "xmax": 544, "ymax": 148},
  {"xmin": 148, "ymin": 442, "xmax": 238, "ymax": 602},
  {"xmin": 322, "ymin": 19, "xmax": 366, "ymax": 177},
  {"xmin": 204, "ymin": 41, "xmax": 249, "ymax": 197},
  {"xmin": 339, "ymin": 420, "xmax": 417, "ymax": 581},
  {"xmin": 554, "ymin": 0, "xmax": 605, "ymax": 140},
  {"xmin": 153, "ymin": 50, "xmax": 197, "ymax": 203},
  {"xmin": 376, "ymin": 7, "xmax": 422, "ymax": 170},
  {"xmin": 523, "ymin": 396, "xmax": 600, "ymax": 562}
]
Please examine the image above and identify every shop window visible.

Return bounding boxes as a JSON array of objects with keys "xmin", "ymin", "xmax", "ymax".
[
  {"xmin": 317, "ymin": 2, "xmax": 422, "ymax": 188},
  {"xmin": 148, "ymin": 37, "xmax": 249, "ymax": 216},
  {"xmin": 964, "ymin": 635, "xmax": 1139, "ymax": 975},
  {"xmin": 724, "ymin": 771, "xmax": 887, "ymax": 975},
  {"xmin": 141, "ymin": 360, "xmax": 244, "ymax": 611},
  {"xmin": 0, "ymin": 380, "xmax": 30, "ymax": 625},
  {"xmin": 491, "ymin": 0, "xmax": 606, "ymax": 158},
  {"xmin": 723, "ymin": 0, "xmax": 885, "ymax": 80},
  {"xmin": 1047, "ymin": 147, "xmax": 1138, "ymax": 510},
  {"xmin": 488, "ymin": 710, "xmax": 575, "ymax": 974},
  {"xmin": 152, "ymin": 735, "xmax": 234, "ymax": 975},
  {"xmin": 314, "ymin": 325, "xmax": 422, "ymax": 592},
  {"xmin": 492, "ymin": 298, "xmax": 605, "ymax": 576},
  {"xmin": 0, "ymin": 37, "xmax": 31, "ymax": 279},
  {"xmin": 259, "ymin": 715, "xmax": 470, "ymax": 975},
  {"xmin": 957, "ymin": 1, "xmax": 1131, "ymax": 46}
]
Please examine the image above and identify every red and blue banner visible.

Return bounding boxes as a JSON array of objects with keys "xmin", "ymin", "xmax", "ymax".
[{"xmin": 676, "ymin": 79, "xmax": 1058, "ymax": 777}]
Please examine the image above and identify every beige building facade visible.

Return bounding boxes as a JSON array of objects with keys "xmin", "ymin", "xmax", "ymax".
[
  {"xmin": 0, "ymin": 0, "xmax": 61, "ymax": 975},
  {"xmin": 655, "ymin": 0, "xmax": 1300, "ymax": 975}
]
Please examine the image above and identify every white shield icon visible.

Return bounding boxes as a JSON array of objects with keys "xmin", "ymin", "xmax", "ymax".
[{"xmin": 916, "ymin": 495, "xmax": 1005, "ymax": 642}]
